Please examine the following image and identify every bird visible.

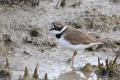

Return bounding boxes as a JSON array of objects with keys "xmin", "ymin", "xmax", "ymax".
[{"xmin": 49, "ymin": 21, "xmax": 102, "ymax": 63}]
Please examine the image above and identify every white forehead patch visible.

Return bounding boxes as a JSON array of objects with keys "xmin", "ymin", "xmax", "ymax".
[{"xmin": 52, "ymin": 26, "xmax": 67, "ymax": 34}]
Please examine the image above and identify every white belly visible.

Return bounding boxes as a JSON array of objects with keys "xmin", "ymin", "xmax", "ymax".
[{"xmin": 57, "ymin": 36, "xmax": 101, "ymax": 50}]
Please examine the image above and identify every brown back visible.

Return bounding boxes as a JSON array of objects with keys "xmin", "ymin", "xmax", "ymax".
[{"xmin": 64, "ymin": 26, "xmax": 97, "ymax": 45}]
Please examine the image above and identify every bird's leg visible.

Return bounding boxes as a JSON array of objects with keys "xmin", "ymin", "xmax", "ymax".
[{"xmin": 68, "ymin": 50, "xmax": 77, "ymax": 62}]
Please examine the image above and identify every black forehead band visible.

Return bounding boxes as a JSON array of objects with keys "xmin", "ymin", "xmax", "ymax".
[
  {"xmin": 54, "ymin": 24, "xmax": 56, "ymax": 27},
  {"xmin": 54, "ymin": 23, "xmax": 59, "ymax": 27}
]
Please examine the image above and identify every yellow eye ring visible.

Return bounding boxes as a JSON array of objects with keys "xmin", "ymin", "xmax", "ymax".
[{"xmin": 55, "ymin": 27, "xmax": 59, "ymax": 29}]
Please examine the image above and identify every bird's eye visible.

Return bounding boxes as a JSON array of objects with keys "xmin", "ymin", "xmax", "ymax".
[
  {"xmin": 54, "ymin": 23, "xmax": 59, "ymax": 29},
  {"xmin": 55, "ymin": 26, "xmax": 59, "ymax": 29}
]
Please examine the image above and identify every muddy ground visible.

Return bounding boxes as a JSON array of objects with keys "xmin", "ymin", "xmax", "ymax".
[{"xmin": 0, "ymin": 0, "xmax": 120, "ymax": 80}]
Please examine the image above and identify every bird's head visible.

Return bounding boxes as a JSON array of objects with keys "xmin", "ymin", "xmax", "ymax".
[{"xmin": 49, "ymin": 21, "xmax": 67, "ymax": 34}]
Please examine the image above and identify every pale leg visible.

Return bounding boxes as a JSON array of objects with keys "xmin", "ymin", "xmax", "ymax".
[{"xmin": 68, "ymin": 50, "xmax": 77, "ymax": 66}]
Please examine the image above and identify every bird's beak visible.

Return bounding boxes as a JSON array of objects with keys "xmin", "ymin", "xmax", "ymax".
[{"xmin": 49, "ymin": 27, "xmax": 54, "ymax": 31}]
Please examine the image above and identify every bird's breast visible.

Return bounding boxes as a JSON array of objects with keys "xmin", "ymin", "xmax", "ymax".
[{"xmin": 56, "ymin": 36, "xmax": 87, "ymax": 50}]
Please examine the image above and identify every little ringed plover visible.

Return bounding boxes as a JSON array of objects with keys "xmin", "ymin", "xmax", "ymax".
[{"xmin": 49, "ymin": 21, "xmax": 102, "ymax": 62}]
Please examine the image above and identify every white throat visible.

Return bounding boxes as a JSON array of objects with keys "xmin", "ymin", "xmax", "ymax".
[{"xmin": 52, "ymin": 26, "xmax": 67, "ymax": 34}]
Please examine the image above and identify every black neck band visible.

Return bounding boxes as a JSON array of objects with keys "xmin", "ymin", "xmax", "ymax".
[{"xmin": 56, "ymin": 29, "xmax": 66, "ymax": 39}]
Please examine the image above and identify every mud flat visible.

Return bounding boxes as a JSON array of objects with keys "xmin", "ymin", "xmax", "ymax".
[{"xmin": 0, "ymin": 0, "xmax": 120, "ymax": 80}]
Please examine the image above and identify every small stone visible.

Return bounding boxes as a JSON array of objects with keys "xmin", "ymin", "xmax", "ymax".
[{"xmin": 30, "ymin": 29, "xmax": 39, "ymax": 37}]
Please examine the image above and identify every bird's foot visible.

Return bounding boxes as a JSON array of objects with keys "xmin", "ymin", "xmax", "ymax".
[
  {"xmin": 67, "ymin": 58, "xmax": 72, "ymax": 63},
  {"xmin": 67, "ymin": 58, "xmax": 75, "ymax": 68}
]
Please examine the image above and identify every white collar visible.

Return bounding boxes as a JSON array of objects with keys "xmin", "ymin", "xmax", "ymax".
[{"xmin": 59, "ymin": 26, "xmax": 67, "ymax": 34}]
